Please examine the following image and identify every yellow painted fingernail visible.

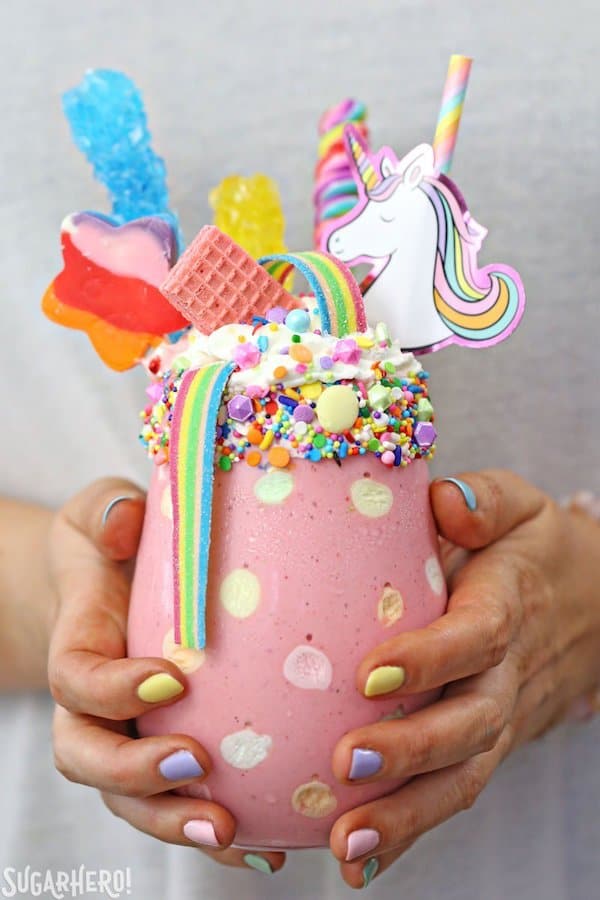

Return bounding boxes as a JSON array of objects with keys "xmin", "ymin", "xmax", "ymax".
[
  {"xmin": 364, "ymin": 666, "xmax": 405, "ymax": 697},
  {"xmin": 137, "ymin": 673, "xmax": 184, "ymax": 703}
]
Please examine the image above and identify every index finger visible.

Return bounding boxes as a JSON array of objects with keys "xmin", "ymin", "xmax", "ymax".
[
  {"xmin": 48, "ymin": 478, "xmax": 187, "ymax": 719},
  {"xmin": 356, "ymin": 549, "xmax": 523, "ymax": 698}
]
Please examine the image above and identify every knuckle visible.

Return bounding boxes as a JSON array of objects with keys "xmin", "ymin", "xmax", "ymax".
[
  {"xmin": 47, "ymin": 660, "xmax": 69, "ymax": 707},
  {"xmin": 108, "ymin": 759, "xmax": 146, "ymax": 798},
  {"xmin": 478, "ymin": 698, "xmax": 505, "ymax": 751},
  {"xmin": 413, "ymin": 621, "xmax": 452, "ymax": 686},
  {"xmin": 484, "ymin": 602, "xmax": 512, "ymax": 667},
  {"xmin": 394, "ymin": 804, "xmax": 422, "ymax": 843},
  {"xmin": 517, "ymin": 559, "xmax": 550, "ymax": 620},
  {"xmin": 457, "ymin": 762, "xmax": 488, "ymax": 811},
  {"xmin": 475, "ymin": 473, "xmax": 504, "ymax": 541},
  {"xmin": 51, "ymin": 712, "xmax": 77, "ymax": 783},
  {"xmin": 407, "ymin": 725, "xmax": 437, "ymax": 769},
  {"xmin": 101, "ymin": 792, "xmax": 123, "ymax": 820},
  {"xmin": 53, "ymin": 747, "xmax": 75, "ymax": 783}
]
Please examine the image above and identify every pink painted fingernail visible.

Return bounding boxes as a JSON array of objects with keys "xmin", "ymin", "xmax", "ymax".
[
  {"xmin": 183, "ymin": 819, "xmax": 220, "ymax": 847},
  {"xmin": 346, "ymin": 828, "xmax": 380, "ymax": 861}
]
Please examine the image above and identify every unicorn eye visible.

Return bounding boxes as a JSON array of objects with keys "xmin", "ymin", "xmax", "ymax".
[{"xmin": 379, "ymin": 214, "xmax": 396, "ymax": 224}]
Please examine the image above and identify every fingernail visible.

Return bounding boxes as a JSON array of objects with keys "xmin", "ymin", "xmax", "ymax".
[
  {"xmin": 159, "ymin": 750, "xmax": 204, "ymax": 781},
  {"xmin": 363, "ymin": 857, "xmax": 379, "ymax": 888},
  {"xmin": 101, "ymin": 495, "xmax": 135, "ymax": 527},
  {"xmin": 243, "ymin": 853, "xmax": 274, "ymax": 874},
  {"xmin": 183, "ymin": 819, "xmax": 220, "ymax": 847},
  {"xmin": 437, "ymin": 477, "xmax": 477, "ymax": 511},
  {"xmin": 346, "ymin": 828, "xmax": 380, "ymax": 861},
  {"xmin": 137, "ymin": 673, "xmax": 184, "ymax": 703},
  {"xmin": 349, "ymin": 748, "xmax": 384, "ymax": 780},
  {"xmin": 364, "ymin": 665, "xmax": 405, "ymax": 697}
]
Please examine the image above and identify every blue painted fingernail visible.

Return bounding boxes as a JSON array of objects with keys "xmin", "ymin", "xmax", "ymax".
[
  {"xmin": 363, "ymin": 857, "xmax": 379, "ymax": 887},
  {"xmin": 438, "ymin": 477, "xmax": 477, "ymax": 511},
  {"xmin": 349, "ymin": 748, "xmax": 384, "ymax": 780},
  {"xmin": 159, "ymin": 749, "xmax": 204, "ymax": 781},
  {"xmin": 243, "ymin": 853, "xmax": 274, "ymax": 874},
  {"xmin": 101, "ymin": 495, "xmax": 134, "ymax": 527}
]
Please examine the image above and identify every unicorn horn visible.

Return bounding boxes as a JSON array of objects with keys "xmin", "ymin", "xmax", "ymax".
[{"xmin": 344, "ymin": 125, "xmax": 380, "ymax": 192}]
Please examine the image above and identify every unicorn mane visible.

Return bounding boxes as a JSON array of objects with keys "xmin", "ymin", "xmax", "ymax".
[{"xmin": 418, "ymin": 176, "xmax": 525, "ymax": 347}]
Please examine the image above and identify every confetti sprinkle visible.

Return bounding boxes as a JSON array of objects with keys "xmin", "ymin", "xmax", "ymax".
[
  {"xmin": 220, "ymin": 729, "xmax": 273, "ymax": 770},
  {"xmin": 139, "ymin": 318, "xmax": 436, "ymax": 472},
  {"xmin": 291, "ymin": 781, "xmax": 338, "ymax": 818},
  {"xmin": 161, "ymin": 628, "xmax": 205, "ymax": 674},
  {"xmin": 377, "ymin": 585, "xmax": 404, "ymax": 627},
  {"xmin": 350, "ymin": 479, "xmax": 394, "ymax": 518},
  {"xmin": 219, "ymin": 569, "xmax": 261, "ymax": 618},
  {"xmin": 283, "ymin": 645, "xmax": 333, "ymax": 691}
]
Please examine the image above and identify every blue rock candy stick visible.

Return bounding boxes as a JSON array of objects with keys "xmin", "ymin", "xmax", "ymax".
[{"xmin": 62, "ymin": 69, "xmax": 183, "ymax": 246}]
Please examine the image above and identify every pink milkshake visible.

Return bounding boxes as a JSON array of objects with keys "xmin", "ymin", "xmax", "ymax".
[
  {"xmin": 129, "ymin": 310, "xmax": 446, "ymax": 849},
  {"xmin": 39, "ymin": 64, "xmax": 527, "ymax": 856}
]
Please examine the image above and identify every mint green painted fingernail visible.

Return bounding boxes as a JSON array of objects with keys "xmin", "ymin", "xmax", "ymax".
[
  {"xmin": 438, "ymin": 477, "xmax": 477, "ymax": 511},
  {"xmin": 243, "ymin": 853, "xmax": 273, "ymax": 874},
  {"xmin": 363, "ymin": 857, "xmax": 379, "ymax": 888}
]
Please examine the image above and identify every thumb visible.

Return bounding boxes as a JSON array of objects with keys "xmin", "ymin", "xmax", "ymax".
[
  {"xmin": 58, "ymin": 478, "xmax": 146, "ymax": 563},
  {"xmin": 430, "ymin": 469, "xmax": 548, "ymax": 550}
]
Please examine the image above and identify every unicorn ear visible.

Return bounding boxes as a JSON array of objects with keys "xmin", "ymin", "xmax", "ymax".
[
  {"xmin": 398, "ymin": 144, "xmax": 435, "ymax": 190},
  {"xmin": 380, "ymin": 156, "xmax": 396, "ymax": 178}
]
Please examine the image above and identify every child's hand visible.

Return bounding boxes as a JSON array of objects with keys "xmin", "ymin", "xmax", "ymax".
[
  {"xmin": 328, "ymin": 470, "xmax": 600, "ymax": 889},
  {"xmin": 47, "ymin": 478, "xmax": 285, "ymax": 875}
]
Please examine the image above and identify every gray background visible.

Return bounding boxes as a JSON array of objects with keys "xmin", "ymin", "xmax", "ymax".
[
  {"xmin": 1, "ymin": 2, "xmax": 599, "ymax": 899},
  {"xmin": 3, "ymin": 0, "xmax": 599, "ymax": 505}
]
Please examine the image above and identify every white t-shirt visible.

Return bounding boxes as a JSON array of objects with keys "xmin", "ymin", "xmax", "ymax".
[{"xmin": 2, "ymin": 1, "xmax": 599, "ymax": 898}]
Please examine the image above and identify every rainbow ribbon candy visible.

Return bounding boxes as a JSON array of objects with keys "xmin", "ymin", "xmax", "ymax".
[
  {"xmin": 171, "ymin": 361, "xmax": 235, "ymax": 649},
  {"xmin": 259, "ymin": 251, "xmax": 367, "ymax": 336},
  {"xmin": 432, "ymin": 54, "xmax": 472, "ymax": 176}
]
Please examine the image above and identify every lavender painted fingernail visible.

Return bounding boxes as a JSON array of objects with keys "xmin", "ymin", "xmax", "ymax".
[
  {"xmin": 346, "ymin": 828, "xmax": 380, "ymax": 861},
  {"xmin": 159, "ymin": 749, "xmax": 204, "ymax": 781},
  {"xmin": 349, "ymin": 748, "xmax": 384, "ymax": 780}
]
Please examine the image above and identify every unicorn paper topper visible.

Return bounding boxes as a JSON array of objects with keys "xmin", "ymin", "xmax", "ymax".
[{"xmin": 323, "ymin": 126, "xmax": 526, "ymax": 353}]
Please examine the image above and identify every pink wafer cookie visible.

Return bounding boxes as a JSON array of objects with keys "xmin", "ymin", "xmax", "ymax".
[{"xmin": 160, "ymin": 225, "xmax": 294, "ymax": 333}]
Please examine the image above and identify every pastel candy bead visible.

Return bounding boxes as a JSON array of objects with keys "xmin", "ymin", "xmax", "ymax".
[
  {"xmin": 367, "ymin": 383, "xmax": 392, "ymax": 411},
  {"xmin": 284, "ymin": 308, "xmax": 311, "ymax": 332},
  {"xmin": 417, "ymin": 397, "xmax": 434, "ymax": 421},
  {"xmin": 316, "ymin": 385, "xmax": 359, "ymax": 433}
]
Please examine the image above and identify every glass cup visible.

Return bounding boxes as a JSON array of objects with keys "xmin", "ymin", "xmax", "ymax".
[{"xmin": 128, "ymin": 453, "xmax": 446, "ymax": 849}]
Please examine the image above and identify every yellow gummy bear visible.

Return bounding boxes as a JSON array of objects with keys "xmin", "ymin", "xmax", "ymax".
[{"xmin": 209, "ymin": 174, "xmax": 288, "ymax": 260}]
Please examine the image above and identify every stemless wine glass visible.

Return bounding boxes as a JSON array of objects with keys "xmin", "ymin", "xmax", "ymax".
[{"xmin": 128, "ymin": 449, "xmax": 446, "ymax": 849}]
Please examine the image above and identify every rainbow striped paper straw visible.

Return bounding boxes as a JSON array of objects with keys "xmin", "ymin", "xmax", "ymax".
[{"xmin": 432, "ymin": 55, "xmax": 472, "ymax": 176}]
